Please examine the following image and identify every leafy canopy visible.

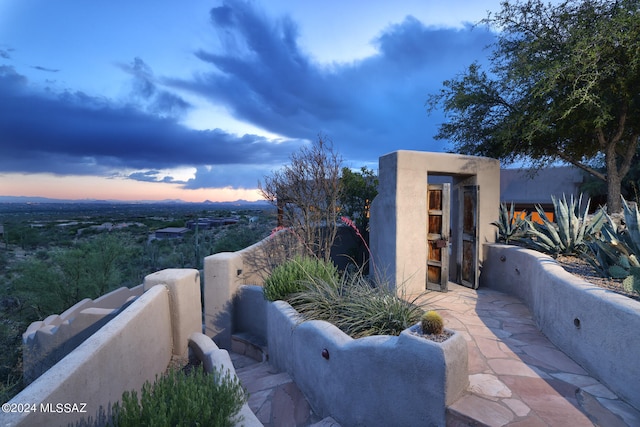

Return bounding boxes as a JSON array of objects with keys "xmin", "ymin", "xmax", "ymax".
[
  {"xmin": 339, "ymin": 166, "xmax": 378, "ymax": 233},
  {"xmin": 427, "ymin": 0, "xmax": 640, "ymax": 213}
]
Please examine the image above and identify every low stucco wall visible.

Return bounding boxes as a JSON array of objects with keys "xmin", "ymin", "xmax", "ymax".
[
  {"xmin": 22, "ymin": 285, "xmax": 144, "ymax": 384},
  {"xmin": 3, "ymin": 285, "xmax": 173, "ymax": 427},
  {"xmin": 481, "ymin": 244, "xmax": 640, "ymax": 410},
  {"xmin": 4, "ymin": 269, "xmax": 201, "ymax": 427},
  {"xmin": 267, "ymin": 300, "xmax": 468, "ymax": 427}
]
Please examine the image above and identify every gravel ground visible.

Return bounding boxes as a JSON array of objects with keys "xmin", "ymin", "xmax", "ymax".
[{"xmin": 555, "ymin": 255, "xmax": 639, "ymax": 301}]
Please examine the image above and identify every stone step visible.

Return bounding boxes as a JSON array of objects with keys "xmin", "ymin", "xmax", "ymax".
[
  {"xmin": 446, "ymin": 401, "xmax": 491, "ymax": 427},
  {"xmin": 232, "ymin": 332, "xmax": 268, "ymax": 363},
  {"xmin": 231, "ymin": 352, "xmax": 332, "ymax": 427}
]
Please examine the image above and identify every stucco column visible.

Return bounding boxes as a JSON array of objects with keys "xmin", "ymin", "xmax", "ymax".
[
  {"xmin": 203, "ymin": 252, "xmax": 245, "ymax": 349},
  {"xmin": 143, "ymin": 268, "xmax": 201, "ymax": 359}
]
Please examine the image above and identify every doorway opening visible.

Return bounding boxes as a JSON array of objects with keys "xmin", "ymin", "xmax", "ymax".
[{"xmin": 426, "ymin": 174, "xmax": 479, "ymax": 291}]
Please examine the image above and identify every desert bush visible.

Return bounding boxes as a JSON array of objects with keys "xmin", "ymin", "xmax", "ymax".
[
  {"xmin": 111, "ymin": 365, "xmax": 246, "ymax": 427},
  {"xmin": 289, "ymin": 268, "xmax": 424, "ymax": 338},
  {"xmin": 263, "ymin": 256, "xmax": 339, "ymax": 302},
  {"xmin": 0, "ymin": 321, "xmax": 23, "ymax": 403},
  {"xmin": 260, "ymin": 137, "xmax": 343, "ymax": 262}
]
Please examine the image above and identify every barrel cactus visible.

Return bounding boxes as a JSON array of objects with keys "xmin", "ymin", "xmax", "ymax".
[{"xmin": 421, "ymin": 310, "xmax": 444, "ymax": 335}]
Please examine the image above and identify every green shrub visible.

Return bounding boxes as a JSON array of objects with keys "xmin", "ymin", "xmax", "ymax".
[
  {"xmin": 289, "ymin": 268, "xmax": 424, "ymax": 338},
  {"xmin": 623, "ymin": 267, "xmax": 640, "ymax": 294},
  {"xmin": 263, "ymin": 256, "xmax": 339, "ymax": 302},
  {"xmin": 421, "ymin": 311, "xmax": 444, "ymax": 335},
  {"xmin": 112, "ymin": 365, "xmax": 246, "ymax": 427}
]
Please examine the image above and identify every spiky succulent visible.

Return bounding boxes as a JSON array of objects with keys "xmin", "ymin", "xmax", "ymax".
[
  {"xmin": 492, "ymin": 202, "xmax": 529, "ymax": 244},
  {"xmin": 524, "ymin": 193, "xmax": 605, "ymax": 256}
]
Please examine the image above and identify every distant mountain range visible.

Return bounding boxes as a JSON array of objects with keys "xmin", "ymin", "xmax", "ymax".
[{"xmin": 0, "ymin": 195, "xmax": 271, "ymax": 208}]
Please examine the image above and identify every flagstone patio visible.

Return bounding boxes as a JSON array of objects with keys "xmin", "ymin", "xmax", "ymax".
[{"xmin": 419, "ymin": 283, "xmax": 640, "ymax": 427}]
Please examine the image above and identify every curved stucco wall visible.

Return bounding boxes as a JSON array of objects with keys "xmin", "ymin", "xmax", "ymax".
[
  {"xmin": 204, "ymin": 230, "xmax": 304, "ymax": 348},
  {"xmin": 267, "ymin": 300, "xmax": 468, "ymax": 427},
  {"xmin": 481, "ymin": 244, "xmax": 640, "ymax": 410},
  {"xmin": 3, "ymin": 285, "xmax": 173, "ymax": 427},
  {"xmin": 22, "ymin": 285, "xmax": 144, "ymax": 384}
]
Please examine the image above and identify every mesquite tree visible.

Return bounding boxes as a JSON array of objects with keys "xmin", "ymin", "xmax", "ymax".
[{"xmin": 427, "ymin": 0, "xmax": 640, "ymax": 213}]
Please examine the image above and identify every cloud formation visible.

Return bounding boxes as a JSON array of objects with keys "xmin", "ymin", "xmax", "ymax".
[
  {"xmin": 0, "ymin": 0, "xmax": 495, "ymax": 192},
  {"xmin": 175, "ymin": 0, "xmax": 495, "ymax": 161},
  {"xmin": 0, "ymin": 64, "xmax": 301, "ymax": 188}
]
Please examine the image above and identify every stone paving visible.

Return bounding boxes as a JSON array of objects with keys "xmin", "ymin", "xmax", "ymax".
[
  {"xmin": 419, "ymin": 283, "xmax": 640, "ymax": 427},
  {"xmin": 231, "ymin": 351, "xmax": 340, "ymax": 427},
  {"xmin": 231, "ymin": 283, "xmax": 640, "ymax": 426}
]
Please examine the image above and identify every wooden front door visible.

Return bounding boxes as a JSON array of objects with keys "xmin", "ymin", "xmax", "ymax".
[
  {"xmin": 426, "ymin": 183, "xmax": 450, "ymax": 291},
  {"xmin": 459, "ymin": 185, "xmax": 479, "ymax": 289}
]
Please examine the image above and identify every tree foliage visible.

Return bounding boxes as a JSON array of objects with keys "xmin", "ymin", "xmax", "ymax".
[
  {"xmin": 260, "ymin": 136, "xmax": 343, "ymax": 262},
  {"xmin": 427, "ymin": 0, "xmax": 640, "ymax": 213},
  {"xmin": 340, "ymin": 166, "xmax": 378, "ymax": 233}
]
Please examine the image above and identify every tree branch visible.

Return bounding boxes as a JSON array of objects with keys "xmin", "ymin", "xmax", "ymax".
[{"xmin": 557, "ymin": 151, "xmax": 606, "ymax": 181}]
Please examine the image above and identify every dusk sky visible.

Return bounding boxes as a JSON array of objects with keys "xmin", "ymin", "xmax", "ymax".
[{"xmin": 0, "ymin": 0, "xmax": 507, "ymax": 202}]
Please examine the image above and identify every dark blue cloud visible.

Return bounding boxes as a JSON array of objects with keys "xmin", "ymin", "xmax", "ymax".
[
  {"xmin": 0, "ymin": 47, "xmax": 13, "ymax": 60},
  {"xmin": 0, "ymin": 0, "xmax": 496, "ymax": 192},
  {"xmin": 31, "ymin": 65, "xmax": 59, "ymax": 72},
  {"xmin": 127, "ymin": 170, "xmax": 166, "ymax": 182},
  {"xmin": 118, "ymin": 57, "xmax": 191, "ymax": 119},
  {"xmin": 171, "ymin": 0, "xmax": 496, "ymax": 162},
  {"xmin": 0, "ymin": 65, "xmax": 301, "ymax": 188}
]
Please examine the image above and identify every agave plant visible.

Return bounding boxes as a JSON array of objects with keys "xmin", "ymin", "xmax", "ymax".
[
  {"xmin": 620, "ymin": 197, "xmax": 640, "ymax": 256},
  {"xmin": 584, "ymin": 197, "xmax": 640, "ymax": 293},
  {"xmin": 492, "ymin": 202, "xmax": 529, "ymax": 244},
  {"xmin": 523, "ymin": 193, "xmax": 605, "ymax": 257}
]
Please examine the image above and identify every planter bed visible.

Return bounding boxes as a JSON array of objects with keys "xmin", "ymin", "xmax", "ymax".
[{"xmin": 266, "ymin": 299, "xmax": 468, "ymax": 427}]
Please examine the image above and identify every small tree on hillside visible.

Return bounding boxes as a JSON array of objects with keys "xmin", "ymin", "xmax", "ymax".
[
  {"xmin": 427, "ymin": 0, "xmax": 640, "ymax": 213},
  {"xmin": 260, "ymin": 136, "xmax": 343, "ymax": 262}
]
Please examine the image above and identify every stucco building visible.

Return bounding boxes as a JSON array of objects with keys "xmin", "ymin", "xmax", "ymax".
[{"xmin": 370, "ymin": 151, "xmax": 500, "ymax": 295}]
